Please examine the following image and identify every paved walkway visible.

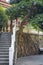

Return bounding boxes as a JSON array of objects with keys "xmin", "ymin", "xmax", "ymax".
[{"xmin": 16, "ymin": 55, "xmax": 43, "ymax": 65}]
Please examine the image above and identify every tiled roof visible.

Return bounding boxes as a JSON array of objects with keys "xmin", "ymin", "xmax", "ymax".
[{"xmin": 0, "ymin": 1, "xmax": 11, "ymax": 8}]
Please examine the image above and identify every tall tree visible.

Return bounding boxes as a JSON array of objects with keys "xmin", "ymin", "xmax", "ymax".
[
  {"xmin": 0, "ymin": 5, "xmax": 8, "ymax": 32},
  {"xmin": 10, "ymin": 0, "xmax": 20, "ymax": 4},
  {"xmin": 6, "ymin": 0, "xmax": 43, "ymax": 63},
  {"xmin": 6, "ymin": 0, "xmax": 43, "ymax": 32}
]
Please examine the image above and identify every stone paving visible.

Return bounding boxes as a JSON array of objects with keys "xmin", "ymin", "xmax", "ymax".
[{"xmin": 16, "ymin": 55, "xmax": 43, "ymax": 65}]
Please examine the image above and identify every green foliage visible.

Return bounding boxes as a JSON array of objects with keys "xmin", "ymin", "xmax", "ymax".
[
  {"xmin": 6, "ymin": 6, "xmax": 18, "ymax": 20},
  {"xmin": 0, "ymin": 6, "xmax": 8, "ymax": 30},
  {"xmin": 6, "ymin": 0, "xmax": 33, "ymax": 20},
  {"xmin": 6, "ymin": 0, "xmax": 43, "ymax": 30},
  {"xmin": 10, "ymin": 0, "xmax": 20, "ymax": 4},
  {"xmin": 30, "ymin": 14, "xmax": 43, "ymax": 30},
  {"xmin": 6, "ymin": 0, "xmax": 43, "ymax": 19}
]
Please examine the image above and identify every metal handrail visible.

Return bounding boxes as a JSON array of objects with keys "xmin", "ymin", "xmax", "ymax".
[{"xmin": 9, "ymin": 22, "xmax": 16, "ymax": 65}]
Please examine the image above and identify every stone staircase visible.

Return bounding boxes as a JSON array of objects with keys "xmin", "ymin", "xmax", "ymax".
[{"xmin": 0, "ymin": 32, "xmax": 12, "ymax": 65}]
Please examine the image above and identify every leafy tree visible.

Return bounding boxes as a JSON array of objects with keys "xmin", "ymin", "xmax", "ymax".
[
  {"xmin": 6, "ymin": 0, "xmax": 43, "ymax": 32},
  {"xmin": 0, "ymin": 6, "xmax": 8, "ymax": 31},
  {"xmin": 10, "ymin": 0, "xmax": 20, "ymax": 4},
  {"xmin": 6, "ymin": 1, "xmax": 43, "ymax": 62},
  {"xmin": 30, "ymin": 14, "xmax": 43, "ymax": 30},
  {"xmin": 6, "ymin": 6, "xmax": 17, "ymax": 32}
]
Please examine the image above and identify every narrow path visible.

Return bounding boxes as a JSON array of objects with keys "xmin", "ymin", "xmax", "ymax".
[{"xmin": 16, "ymin": 55, "xmax": 43, "ymax": 65}]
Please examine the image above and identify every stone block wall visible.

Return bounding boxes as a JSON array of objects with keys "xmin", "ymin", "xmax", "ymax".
[{"xmin": 16, "ymin": 31, "xmax": 39, "ymax": 58}]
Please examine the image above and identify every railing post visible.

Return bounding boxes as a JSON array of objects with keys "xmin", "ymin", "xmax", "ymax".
[
  {"xmin": 14, "ymin": 41, "xmax": 17, "ymax": 64},
  {"xmin": 9, "ymin": 22, "xmax": 16, "ymax": 65}
]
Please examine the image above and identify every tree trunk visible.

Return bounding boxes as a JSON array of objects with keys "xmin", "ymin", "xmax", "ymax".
[
  {"xmin": 10, "ymin": 20, "xmax": 13, "ymax": 32},
  {"xmin": 3, "ymin": 27, "xmax": 5, "ymax": 32},
  {"xmin": 6, "ymin": 24, "xmax": 8, "ymax": 32},
  {"xmin": 19, "ymin": 15, "xmax": 29, "ymax": 33},
  {"xmin": 14, "ymin": 18, "xmax": 18, "ymax": 64}
]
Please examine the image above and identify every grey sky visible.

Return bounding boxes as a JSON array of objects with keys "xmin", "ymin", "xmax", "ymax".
[{"xmin": 6, "ymin": 0, "xmax": 10, "ymax": 2}]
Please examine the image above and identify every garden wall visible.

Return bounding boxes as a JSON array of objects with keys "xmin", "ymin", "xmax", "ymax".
[{"xmin": 16, "ymin": 31, "xmax": 39, "ymax": 57}]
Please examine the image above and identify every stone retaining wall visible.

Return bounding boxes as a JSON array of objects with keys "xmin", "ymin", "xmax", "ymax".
[{"xmin": 16, "ymin": 31, "xmax": 39, "ymax": 57}]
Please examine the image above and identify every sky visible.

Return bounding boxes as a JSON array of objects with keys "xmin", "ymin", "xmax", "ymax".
[{"xmin": 6, "ymin": 0, "xmax": 10, "ymax": 3}]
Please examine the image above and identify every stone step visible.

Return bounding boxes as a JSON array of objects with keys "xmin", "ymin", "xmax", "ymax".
[
  {"xmin": 0, "ymin": 43, "xmax": 10, "ymax": 45},
  {"xmin": 0, "ymin": 32, "xmax": 12, "ymax": 65},
  {"xmin": 0, "ymin": 55, "xmax": 9, "ymax": 58},
  {"xmin": 0, "ymin": 49, "xmax": 9, "ymax": 52},
  {"xmin": 0, "ymin": 48, "xmax": 9, "ymax": 49},
  {"xmin": 0, "ymin": 61, "xmax": 9, "ymax": 65},
  {"xmin": 0, "ymin": 58, "xmax": 9, "ymax": 61},
  {"xmin": 0, "ymin": 47, "xmax": 9, "ymax": 49},
  {"xmin": 0, "ymin": 41, "xmax": 11, "ymax": 43},
  {"xmin": 0, "ymin": 42, "xmax": 11, "ymax": 44},
  {"xmin": 0, "ymin": 39, "xmax": 11, "ymax": 43},
  {"xmin": 0, "ymin": 45, "xmax": 10, "ymax": 47},
  {"xmin": 0, "ymin": 61, "xmax": 9, "ymax": 63},
  {"xmin": 0, "ymin": 34, "xmax": 11, "ymax": 41},
  {"xmin": 0, "ymin": 33, "xmax": 11, "ymax": 42},
  {"xmin": 0, "ymin": 52, "xmax": 9, "ymax": 55},
  {"xmin": 0, "ymin": 37, "xmax": 11, "ymax": 41}
]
